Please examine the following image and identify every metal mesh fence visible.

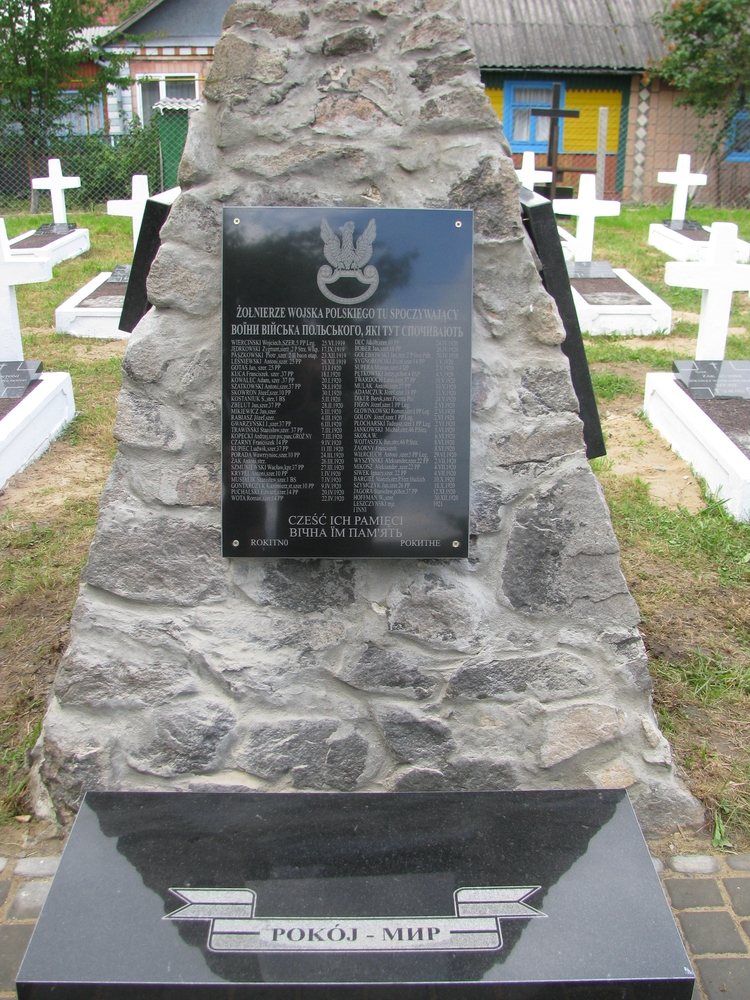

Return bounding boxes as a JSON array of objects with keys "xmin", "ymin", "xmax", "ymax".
[{"xmin": 0, "ymin": 110, "xmax": 192, "ymax": 211}]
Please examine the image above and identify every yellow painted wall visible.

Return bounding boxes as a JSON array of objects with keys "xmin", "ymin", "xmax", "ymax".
[
  {"xmin": 563, "ymin": 90, "xmax": 621, "ymax": 152},
  {"xmin": 485, "ymin": 87, "xmax": 503, "ymax": 121}
]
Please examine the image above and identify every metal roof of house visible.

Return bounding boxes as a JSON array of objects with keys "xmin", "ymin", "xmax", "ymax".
[{"xmin": 460, "ymin": 0, "xmax": 667, "ymax": 72}]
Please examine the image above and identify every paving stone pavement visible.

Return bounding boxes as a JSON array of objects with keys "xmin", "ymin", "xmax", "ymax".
[{"xmin": 1, "ymin": 837, "xmax": 749, "ymax": 998}]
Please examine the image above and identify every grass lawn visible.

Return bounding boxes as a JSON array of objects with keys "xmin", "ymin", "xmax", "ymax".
[
  {"xmin": 1, "ymin": 204, "xmax": 750, "ymax": 847},
  {"xmin": 1, "ymin": 210, "xmax": 131, "ymax": 821}
]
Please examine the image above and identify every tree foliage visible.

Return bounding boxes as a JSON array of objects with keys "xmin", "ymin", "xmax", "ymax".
[
  {"xmin": 0, "ymin": 0, "xmax": 129, "ymax": 122},
  {"xmin": 653, "ymin": 0, "xmax": 750, "ymax": 157},
  {"xmin": 0, "ymin": 0, "xmax": 132, "ymax": 184}
]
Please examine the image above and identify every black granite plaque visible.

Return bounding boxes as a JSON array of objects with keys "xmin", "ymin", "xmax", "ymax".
[
  {"xmin": 673, "ymin": 360, "xmax": 750, "ymax": 399},
  {"xmin": 0, "ymin": 360, "xmax": 42, "ymax": 399},
  {"xmin": 16, "ymin": 790, "xmax": 694, "ymax": 999},
  {"xmin": 80, "ymin": 265, "xmax": 131, "ymax": 308},
  {"xmin": 222, "ymin": 208, "xmax": 472, "ymax": 558},
  {"xmin": 11, "ymin": 223, "xmax": 77, "ymax": 249},
  {"xmin": 661, "ymin": 219, "xmax": 710, "ymax": 242},
  {"xmin": 519, "ymin": 188, "xmax": 606, "ymax": 459}
]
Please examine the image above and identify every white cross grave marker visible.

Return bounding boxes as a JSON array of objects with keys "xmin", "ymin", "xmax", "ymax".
[
  {"xmin": 107, "ymin": 175, "xmax": 150, "ymax": 250},
  {"xmin": 552, "ymin": 173, "xmax": 620, "ymax": 263},
  {"xmin": 515, "ymin": 152, "xmax": 552, "ymax": 191},
  {"xmin": 0, "ymin": 219, "xmax": 53, "ymax": 361},
  {"xmin": 31, "ymin": 159, "xmax": 81, "ymax": 225},
  {"xmin": 657, "ymin": 154, "xmax": 707, "ymax": 224},
  {"xmin": 665, "ymin": 222, "xmax": 750, "ymax": 360}
]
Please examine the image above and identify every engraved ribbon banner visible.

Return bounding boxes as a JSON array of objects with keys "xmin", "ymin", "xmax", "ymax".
[{"xmin": 165, "ymin": 886, "xmax": 546, "ymax": 953}]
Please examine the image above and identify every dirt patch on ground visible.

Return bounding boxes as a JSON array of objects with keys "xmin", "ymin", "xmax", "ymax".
[
  {"xmin": 24, "ymin": 329, "xmax": 127, "ymax": 363},
  {"xmin": 599, "ymin": 394, "xmax": 705, "ymax": 512},
  {"xmin": 0, "ymin": 441, "xmax": 113, "ymax": 521}
]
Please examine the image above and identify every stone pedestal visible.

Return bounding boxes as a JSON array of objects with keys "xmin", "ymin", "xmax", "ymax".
[{"xmin": 33, "ymin": 0, "xmax": 702, "ymax": 838}]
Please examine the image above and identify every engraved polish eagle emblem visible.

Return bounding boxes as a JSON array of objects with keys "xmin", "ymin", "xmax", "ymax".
[{"xmin": 317, "ymin": 218, "xmax": 379, "ymax": 304}]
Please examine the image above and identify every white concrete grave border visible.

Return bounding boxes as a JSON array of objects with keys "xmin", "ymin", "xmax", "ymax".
[
  {"xmin": 8, "ymin": 227, "xmax": 90, "ymax": 267},
  {"xmin": 646, "ymin": 154, "xmax": 750, "ymax": 263},
  {"xmin": 571, "ymin": 269, "xmax": 672, "ymax": 336},
  {"xmin": 55, "ymin": 272, "xmax": 128, "ymax": 340},
  {"xmin": 0, "ymin": 372, "xmax": 76, "ymax": 490},
  {"xmin": 644, "ymin": 372, "xmax": 750, "ymax": 522}
]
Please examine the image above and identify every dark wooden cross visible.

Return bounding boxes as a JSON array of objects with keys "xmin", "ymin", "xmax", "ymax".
[{"xmin": 531, "ymin": 83, "xmax": 580, "ymax": 198}]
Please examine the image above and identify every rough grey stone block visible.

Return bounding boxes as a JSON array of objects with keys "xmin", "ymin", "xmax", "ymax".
[
  {"xmin": 395, "ymin": 758, "xmax": 519, "ymax": 791},
  {"xmin": 669, "ymin": 855, "xmax": 722, "ymax": 875},
  {"xmin": 260, "ymin": 560, "xmax": 356, "ymax": 612},
  {"xmin": 695, "ymin": 958, "xmax": 750, "ymax": 1000},
  {"xmin": 447, "ymin": 651, "xmax": 595, "ymax": 702},
  {"xmin": 677, "ymin": 912, "xmax": 747, "ymax": 955},
  {"xmin": 0, "ymin": 857, "xmax": 6, "ymax": 873},
  {"xmin": 724, "ymin": 879, "xmax": 750, "ymax": 918},
  {"xmin": 665, "ymin": 878, "xmax": 723, "ymax": 910},
  {"xmin": 375, "ymin": 707, "xmax": 455, "ymax": 765},
  {"xmin": 127, "ymin": 699, "xmax": 235, "ymax": 778},
  {"xmin": 7, "ymin": 880, "xmax": 51, "ymax": 920},
  {"xmin": 84, "ymin": 506, "xmax": 227, "ymax": 606},
  {"xmin": 236, "ymin": 720, "xmax": 367, "ymax": 790},
  {"xmin": 14, "ymin": 856, "xmax": 59, "ymax": 877},
  {"xmin": 328, "ymin": 643, "xmax": 436, "ymax": 700},
  {"xmin": 0, "ymin": 924, "xmax": 35, "ymax": 992},
  {"xmin": 728, "ymin": 856, "xmax": 750, "ymax": 872}
]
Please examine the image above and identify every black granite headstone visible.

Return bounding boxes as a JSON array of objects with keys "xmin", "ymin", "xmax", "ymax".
[
  {"xmin": 222, "ymin": 207, "xmax": 473, "ymax": 558},
  {"xmin": 119, "ymin": 189, "xmax": 181, "ymax": 333},
  {"xmin": 16, "ymin": 790, "xmax": 694, "ymax": 999},
  {"xmin": 519, "ymin": 188, "xmax": 606, "ymax": 459},
  {"xmin": 673, "ymin": 360, "xmax": 750, "ymax": 399},
  {"xmin": 10, "ymin": 223, "xmax": 77, "ymax": 250},
  {"xmin": 0, "ymin": 360, "xmax": 42, "ymax": 399}
]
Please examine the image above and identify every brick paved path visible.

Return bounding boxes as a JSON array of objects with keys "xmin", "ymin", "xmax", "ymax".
[{"xmin": 2, "ymin": 837, "xmax": 750, "ymax": 998}]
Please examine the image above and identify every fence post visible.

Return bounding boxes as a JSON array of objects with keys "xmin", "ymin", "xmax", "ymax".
[{"xmin": 596, "ymin": 107, "xmax": 608, "ymax": 199}]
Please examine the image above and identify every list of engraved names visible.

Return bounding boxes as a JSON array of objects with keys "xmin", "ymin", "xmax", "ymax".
[{"xmin": 229, "ymin": 307, "xmax": 463, "ymax": 510}]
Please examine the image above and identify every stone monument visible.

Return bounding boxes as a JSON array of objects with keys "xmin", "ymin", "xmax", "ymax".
[{"xmin": 32, "ymin": 0, "xmax": 702, "ymax": 837}]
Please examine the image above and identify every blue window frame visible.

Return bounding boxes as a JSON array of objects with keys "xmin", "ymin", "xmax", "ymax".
[
  {"xmin": 726, "ymin": 112, "xmax": 750, "ymax": 162},
  {"xmin": 504, "ymin": 81, "xmax": 566, "ymax": 153}
]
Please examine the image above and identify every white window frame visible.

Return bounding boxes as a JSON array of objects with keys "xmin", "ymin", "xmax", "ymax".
[{"xmin": 135, "ymin": 73, "xmax": 198, "ymax": 122}]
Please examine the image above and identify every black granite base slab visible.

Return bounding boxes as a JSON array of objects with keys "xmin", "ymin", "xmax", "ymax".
[{"xmin": 17, "ymin": 790, "xmax": 693, "ymax": 1000}]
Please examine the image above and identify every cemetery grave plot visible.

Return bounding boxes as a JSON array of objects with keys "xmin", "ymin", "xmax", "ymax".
[
  {"xmin": 8, "ymin": 222, "xmax": 90, "ymax": 266},
  {"xmin": 553, "ymin": 177, "xmax": 672, "ymax": 335},
  {"xmin": 9, "ymin": 160, "xmax": 91, "ymax": 265},
  {"xmin": 55, "ymin": 266, "xmax": 131, "ymax": 339},
  {"xmin": 648, "ymin": 155, "xmax": 750, "ymax": 264}
]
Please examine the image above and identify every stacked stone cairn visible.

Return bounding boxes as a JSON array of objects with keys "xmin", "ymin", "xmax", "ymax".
[{"xmin": 32, "ymin": 0, "xmax": 703, "ymax": 837}]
